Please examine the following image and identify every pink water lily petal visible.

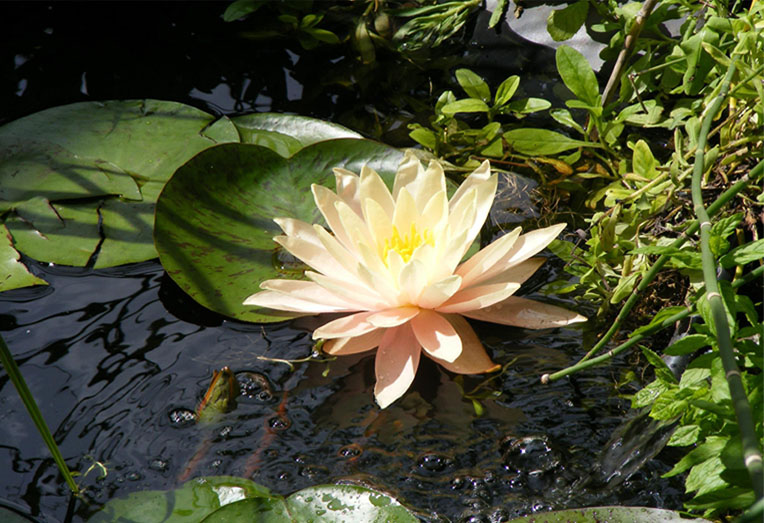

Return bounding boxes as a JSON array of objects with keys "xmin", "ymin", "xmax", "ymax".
[
  {"xmin": 374, "ymin": 324, "xmax": 421, "ymax": 408},
  {"xmin": 260, "ymin": 280, "xmax": 364, "ymax": 310},
  {"xmin": 417, "ymin": 275, "xmax": 462, "ymax": 309},
  {"xmin": 323, "ymin": 328, "xmax": 384, "ymax": 355},
  {"xmin": 478, "ymin": 224, "xmax": 566, "ymax": 284},
  {"xmin": 243, "ymin": 289, "xmax": 346, "ymax": 313},
  {"xmin": 462, "ymin": 296, "xmax": 587, "ymax": 329},
  {"xmin": 360, "ymin": 165, "xmax": 395, "ymax": 218},
  {"xmin": 455, "ymin": 227, "xmax": 521, "ymax": 287},
  {"xmin": 436, "ymin": 282, "xmax": 521, "ymax": 314},
  {"xmin": 410, "ymin": 309, "xmax": 462, "ymax": 363},
  {"xmin": 313, "ymin": 311, "xmax": 377, "ymax": 339},
  {"xmin": 368, "ymin": 306, "xmax": 420, "ymax": 328},
  {"xmin": 424, "ymin": 315, "xmax": 500, "ymax": 374}
]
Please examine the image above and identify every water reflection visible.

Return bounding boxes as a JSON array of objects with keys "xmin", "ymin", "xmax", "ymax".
[{"xmin": 0, "ymin": 258, "xmax": 684, "ymax": 521}]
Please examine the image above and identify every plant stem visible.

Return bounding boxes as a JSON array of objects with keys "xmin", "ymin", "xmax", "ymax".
[
  {"xmin": 690, "ymin": 61, "xmax": 763, "ymax": 501},
  {"xmin": 600, "ymin": 0, "xmax": 660, "ymax": 110},
  {"xmin": 576, "ymin": 168, "xmax": 755, "ymax": 364},
  {"xmin": 0, "ymin": 333, "xmax": 80, "ymax": 495},
  {"xmin": 543, "ymin": 263, "xmax": 764, "ymax": 382}
]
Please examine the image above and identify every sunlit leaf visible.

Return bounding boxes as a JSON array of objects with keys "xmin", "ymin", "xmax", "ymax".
[
  {"xmin": 441, "ymin": 99, "xmax": 490, "ymax": 116},
  {"xmin": 546, "ymin": 1, "xmax": 588, "ymax": 42},
  {"xmin": 0, "ymin": 224, "xmax": 47, "ymax": 292},
  {"xmin": 555, "ymin": 45, "xmax": 600, "ymax": 107},
  {"xmin": 455, "ymin": 69, "xmax": 490, "ymax": 102},
  {"xmin": 506, "ymin": 506, "xmax": 711, "ymax": 522},
  {"xmin": 503, "ymin": 128, "xmax": 597, "ymax": 155}
]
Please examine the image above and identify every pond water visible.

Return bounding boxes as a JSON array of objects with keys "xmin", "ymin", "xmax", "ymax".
[{"xmin": 0, "ymin": 3, "xmax": 686, "ymax": 522}]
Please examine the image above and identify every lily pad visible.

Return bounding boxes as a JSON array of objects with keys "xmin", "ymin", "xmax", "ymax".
[
  {"xmin": 89, "ymin": 477, "xmax": 417, "ymax": 523},
  {"xmin": 204, "ymin": 484, "xmax": 418, "ymax": 522},
  {"xmin": 0, "ymin": 224, "xmax": 47, "ymax": 292},
  {"xmin": 154, "ymin": 139, "xmax": 403, "ymax": 323},
  {"xmin": 232, "ymin": 113, "xmax": 362, "ymax": 154},
  {"xmin": 89, "ymin": 476, "xmax": 272, "ymax": 523},
  {"xmin": 506, "ymin": 506, "xmax": 712, "ymax": 522},
  {"xmin": 0, "ymin": 100, "xmax": 240, "ymax": 269}
]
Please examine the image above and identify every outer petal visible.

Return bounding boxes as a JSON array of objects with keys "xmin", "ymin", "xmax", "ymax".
[
  {"xmin": 374, "ymin": 324, "xmax": 421, "ymax": 408},
  {"xmin": 274, "ymin": 234, "xmax": 352, "ymax": 279},
  {"xmin": 313, "ymin": 311, "xmax": 377, "ymax": 339},
  {"xmin": 323, "ymin": 329, "xmax": 384, "ymax": 355},
  {"xmin": 436, "ymin": 282, "xmax": 521, "ymax": 314},
  {"xmin": 448, "ymin": 161, "xmax": 497, "ymax": 246},
  {"xmin": 306, "ymin": 271, "xmax": 387, "ymax": 310},
  {"xmin": 392, "ymin": 151, "xmax": 424, "ymax": 201},
  {"xmin": 425, "ymin": 315, "xmax": 500, "ymax": 374},
  {"xmin": 455, "ymin": 227, "xmax": 521, "ymax": 287},
  {"xmin": 477, "ymin": 224, "xmax": 566, "ymax": 284},
  {"xmin": 411, "ymin": 160, "xmax": 447, "ymax": 210},
  {"xmin": 477, "ymin": 257, "xmax": 546, "ymax": 287},
  {"xmin": 243, "ymin": 289, "xmax": 345, "ymax": 313},
  {"xmin": 462, "ymin": 296, "xmax": 587, "ymax": 329},
  {"xmin": 261, "ymin": 280, "xmax": 364, "ymax": 310},
  {"xmin": 410, "ymin": 310, "xmax": 462, "ymax": 363},
  {"xmin": 332, "ymin": 167, "xmax": 361, "ymax": 215},
  {"xmin": 312, "ymin": 184, "xmax": 355, "ymax": 250}
]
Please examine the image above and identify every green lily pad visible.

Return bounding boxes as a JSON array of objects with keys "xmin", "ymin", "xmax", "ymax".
[
  {"xmin": 232, "ymin": 113, "xmax": 363, "ymax": 158},
  {"xmin": 0, "ymin": 100, "xmax": 240, "ymax": 268},
  {"xmin": 203, "ymin": 484, "xmax": 418, "ymax": 522},
  {"xmin": 0, "ymin": 224, "xmax": 47, "ymax": 292},
  {"xmin": 154, "ymin": 139, "xmax": 403, "ymax": 323},
  {"xmin": 89, "ymin": 477, "xmax": 417, "ymax": 523},
  {"xmin": 88, "ymin": 476, "xmax": 272, "ymax": 523},
  {"xmin": 506, "ymin": 506, "xmax": 713, "ymax": 523}
]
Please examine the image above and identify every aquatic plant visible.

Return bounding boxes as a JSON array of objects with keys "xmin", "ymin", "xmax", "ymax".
[{"xmin": 243, "ymin": 152, "xmax": 585, "ymax": 407}]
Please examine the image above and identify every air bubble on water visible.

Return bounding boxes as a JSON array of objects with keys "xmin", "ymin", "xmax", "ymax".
[{"xmin": 168, "ymin": 408, "xmax": 196, "ymax": 427}]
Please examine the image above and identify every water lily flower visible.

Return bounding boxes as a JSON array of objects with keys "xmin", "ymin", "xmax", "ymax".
[{"xmin": 244, "ymin": 152, "xmax": 586, "ymax": 408}]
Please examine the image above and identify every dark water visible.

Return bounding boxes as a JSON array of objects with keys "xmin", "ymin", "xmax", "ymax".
[{"xmin": 0, "ymin": 3, "xmax": 685, "ymax": 521}]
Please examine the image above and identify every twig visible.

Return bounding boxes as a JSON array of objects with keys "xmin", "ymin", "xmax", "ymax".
[
  {"xmin": 690, "ymin": 61, "xmax": 763, "ymax": 501},
  {"xmin": 600, "ymin": 0, "xmax": 660, "ymax": 111}
]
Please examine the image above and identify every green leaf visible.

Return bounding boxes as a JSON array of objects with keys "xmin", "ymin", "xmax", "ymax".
[
  {"xmin": 546, "ymin": 1, "xmax": 588, "ymax": 42},
  {"xmin": 663, "ymin": 435, "xmax": 728, "ymax": 478},
  {"xmin": 455, "ymin": 69, "xmax": 491, "ymax": 102},
  {"xmin": 632, "ymin": 140, "xmax": 657, "ymax": 180},
  {"xmin": 494, "ymin": 75, "xmax": 520, "ymax": 107},
  {"xmin": 668, "ymin": 424, "xmax": 701, "ymax": 446},
  {"xmin": 503, "ymin": 128, "xmax": 597, "ymax": 155},
  {"xmin": 440, "ymin": 99, "xmax": 491, "ymax": 116},
  {"xmin": 549, "ymin": 109, "xmax": 585, "ymax": 134},
  {"xmin": 610, "ymin": 272, "xmax": 640, "ymax": 304},
  {"xmin": 488, "ymin": 0, "xmax": 509, "ymax": 28},
  {"xmin": 665, "ymin": 334, "xmax": 710, "ymax": 356},
  {"xmin": 222, "ymin": 0, "xmax": 266, "ymax": 21},
  {"xmin": 409, "ymin": 127, "xmax": 438, "ymax": 150},
  {"xmin": 154, "ymin": 140, "xmax": 403, "ymax": 323},
  {"xmin": 720, "ymin": 239, "xmax": 764, "ymax": 268},
  {"xmin": 0, "ymin": 100, "xmax": 240, "ymax": 267},
  {"xmin": 631, "ymin": 306, "xmax": 687, "ymax": 337},
  {"xmin": 555, "ymin": 45, "xmax": 601, "ymax": 107},
  {"xmin": 506, "ymin": 506, "xmax": 711, "ymax": 522},
  {"xmin": 504, "ymin": 98, "xmax": 552, "ymax": 115},
  {"xmin": 641, "ymin": 346, "xmax": 678, "ymax": 383},
  {"xmin": 232, "ymin": 113, "xmax": 362, "ymax": 152},
  {"xmin": 0, "ymin": 224, "xmax": 47, "ymax": 292}
]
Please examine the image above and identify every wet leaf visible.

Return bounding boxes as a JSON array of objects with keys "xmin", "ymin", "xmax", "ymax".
[
  {"xmin": 0, "ymin": 100, "xmax": 240, "ymax": 267},
  {"xmin": 455, "ymin": 68, "xmax": 490, "ymax": 102},
  {"xmin": 154, "ymin": 140, "xmax": 403, "ymax": 323},
  {"xmin": 91, "ymin": 477, "xmax": 417, "ymax": 523},
  {"xmin": 494, "ymin": 75, "xmax": 520, "ymax": 107},
  {"xmin": 441, "ymin": 99, "xmax": 490, "ymax": 116}
]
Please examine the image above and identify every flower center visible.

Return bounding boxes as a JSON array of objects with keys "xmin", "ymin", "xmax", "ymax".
[{"xmin": 382, "ymin": 223, "xmax": 434, "ymax": 263}]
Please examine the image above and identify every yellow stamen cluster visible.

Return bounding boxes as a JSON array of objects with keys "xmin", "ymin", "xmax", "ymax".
[{"xmin": 382, "ymin": 223, "xmax": 434, "ymax": 263}]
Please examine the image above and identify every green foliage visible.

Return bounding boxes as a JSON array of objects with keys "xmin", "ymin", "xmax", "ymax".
[
  {"xmin": 506, "ymin": 506, "xmax": 711, "ymax": 523},
  {"xmin": 90, "ymin": 476, "xmax": 418, "ymax": 522}
]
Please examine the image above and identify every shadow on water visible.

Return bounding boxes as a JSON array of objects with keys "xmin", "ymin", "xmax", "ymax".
[{"xmin": 0, "ymin": 3, "xmax": 690, "ymax": 522}]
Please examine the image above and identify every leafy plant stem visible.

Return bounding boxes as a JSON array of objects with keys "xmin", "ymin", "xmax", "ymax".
[
  {"xmin": 574, "ymin": 168, "xmax": 754, "ymax": 365},
  {"xmin": 599, "ymin": 0, "xmax": 660, "ymax": 117},
  {"xmin": 690, "ymin": 61, "xmax": 763, "ymax": 501},
  {"xmin": 543, "ymin": 263, "xmax": 764, "ymax": 382},
  {"xmin": 0, "ymin": 333, "xmax": 80, "ymax": 495}
]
